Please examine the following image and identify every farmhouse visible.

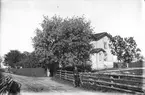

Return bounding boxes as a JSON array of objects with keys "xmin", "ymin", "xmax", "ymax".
[{"xmin": 90, "ymin": 32, "xmax": 116, "ymax": 70}]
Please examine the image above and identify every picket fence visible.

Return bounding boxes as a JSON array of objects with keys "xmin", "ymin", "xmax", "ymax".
[{"xmin": 55, "ymin": 70, "xmax": 145, "ymax": 94}]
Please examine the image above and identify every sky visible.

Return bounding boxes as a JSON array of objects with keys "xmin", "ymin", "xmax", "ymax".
[{"xmin": 0, "ymin": 0, "xmax": 145, "ymax": 57}]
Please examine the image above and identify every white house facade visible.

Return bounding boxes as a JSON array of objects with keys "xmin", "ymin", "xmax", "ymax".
[{"xmin": 90, "ymin": 32, "xmax": 115, "ymax": 70}]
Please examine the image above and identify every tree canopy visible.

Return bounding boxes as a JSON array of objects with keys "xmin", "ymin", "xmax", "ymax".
[
  {"xmin": 32, "ymin": 16, "xmax": 93, "ymax": 69},
  {"xmin": 3, "ymin": 50, "xmax": 41, "ymax": 68},
  {"xmin": 109, "ymin": 35, "xmax": 142, "ymax": 66},
  {"xmin": 4, "ymin": 50, "xmax": 22, "ymax": 68},
  {"xmin": 17, "ymin": 51, "xmax": 41, "ymax": 68}
]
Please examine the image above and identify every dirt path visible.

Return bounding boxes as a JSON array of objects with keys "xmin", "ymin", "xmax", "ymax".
[
  {"xmin": 6, "ymin": 73, "xmax": 82, "ymax": 92},
  {"xmin": 4, "ymin": 73, "xmax": 130, "ymax": 95}
]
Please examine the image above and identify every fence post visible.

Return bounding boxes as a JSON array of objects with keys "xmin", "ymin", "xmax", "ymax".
[
  {"xmin": 110, "ymin": 75, "xmax": 114, "ymax": 88},
  {"xmin": 80, "ymin": 73, "xmax": 83, "ymax": 86}
]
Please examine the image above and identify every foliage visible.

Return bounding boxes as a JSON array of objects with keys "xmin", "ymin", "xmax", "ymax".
[
  {"xmin": 4, "ymin": 50, "xmax": 23, "ymax": 68},
  {"xmin": 0, "ymin": 56, "xmax": 2, "ymax": 68},
  {"xmin": 4, "ymin": 50, "xmax": 41, "ymax": 68},
  {"xmin": 32, "ymin": 15, "xmax": 93, "ymax": 70},
  {"xmin": 135, "ymin": 52, "xmax": 144, "ymax": 62},
  {"xmin": 109, "ymin": 35, "xmax": 141, "ymax": 67},
  {"xmin": 0, "ymin": 69, "xmax": 4, "ymax": 79},
  {"xmin": 61, "ymin": 63, "xmax": 92, "ymax": 72},
  {"xmin": 17, "ymin": 52, "xmax": 41, "ymax": 68},
  {"xmin": 0, "ymin": 56, "xmax": 2, "ymax": 63}
]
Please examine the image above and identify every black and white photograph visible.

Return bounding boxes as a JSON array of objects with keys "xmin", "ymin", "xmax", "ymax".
[{"xmin": 0, "ymin": 0, "xmax": 145, "ymax": 95}]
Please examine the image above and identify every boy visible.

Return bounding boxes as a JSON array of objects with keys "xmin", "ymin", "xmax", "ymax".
[{"xmin": 73, "ymin": 66, "xmax": 80, "ymax": 87}]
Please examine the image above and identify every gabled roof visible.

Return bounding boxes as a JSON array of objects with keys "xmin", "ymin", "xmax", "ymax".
[
  {"xmin": 90, "ymin": 48, "xmax": 106, "ymax": 54},
  {"xmin": 91, "ymin": 32, "xmax": 112, "ymax": 41}
]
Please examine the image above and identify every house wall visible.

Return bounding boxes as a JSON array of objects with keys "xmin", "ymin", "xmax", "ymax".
[
  {"xmin": 90, "ymin": 36, "xmax": 114, "ymax": 69},
  {"xmin": 90, "ymin": 53, "xmax": 97, "ymax": 69}
]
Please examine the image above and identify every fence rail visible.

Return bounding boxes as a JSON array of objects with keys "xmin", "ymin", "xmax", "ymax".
[
  {"xmin": 55, "ymin": 70, "xmax": 145, "ymax": 94},
  {"xmin": 0, "ymin": 76, "xmax": 13, "ymax": 94}
]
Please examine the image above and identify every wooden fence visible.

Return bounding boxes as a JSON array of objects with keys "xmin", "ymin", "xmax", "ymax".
[
  {"xmin": 55, "ymin": 70, "xmax": 145, "ymax": 94},
  {"xmin": 0, "ymin": 75, "xmax": 13, "ymax": 94}
]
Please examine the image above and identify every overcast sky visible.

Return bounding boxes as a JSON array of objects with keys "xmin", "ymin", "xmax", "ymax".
[{"xmin": 0, "ymin": 0, "xmax": 145, "ymax": 57}]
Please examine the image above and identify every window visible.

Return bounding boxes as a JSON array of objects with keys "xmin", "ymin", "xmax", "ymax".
[
  {"xmin": 99, "ymin": 53, "xmax": 102, "ymax": 61},
  {"xmin": 104, "ymin": 42, "xmax": 107, "ymax": 49},
  {"xmin": 104, "ymin": 52, "xmax": 107, "ymax": 61}
]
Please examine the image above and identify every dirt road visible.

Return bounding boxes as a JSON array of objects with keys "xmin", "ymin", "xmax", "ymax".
[{"xmin": 4, "ymin": 73, "xmax": 129, "ymax": 95}]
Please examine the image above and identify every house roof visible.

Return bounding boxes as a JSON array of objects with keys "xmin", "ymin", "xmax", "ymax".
[
  {"xmin": 91, "ymin": 32, "xmax": 112, "ymax": 41},
  {"xmin": 90, "ymin": 48, "xmax": 106, "ymax": 54}
]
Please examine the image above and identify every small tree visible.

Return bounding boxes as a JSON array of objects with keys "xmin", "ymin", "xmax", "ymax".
[
  {"xmin": 32, "ymin": 16, "xmax": 93, "ymax": 76},
  {"xmin": 4, "ymin": 50, "xmax": 23, "ymax": 68},
  {"xmin": 135, "ymin": 51, "xmax": 144, "ymax": 62},
  {"xmin": 110, "ymin": 35, "xmax": 141, "ymax": 68}
]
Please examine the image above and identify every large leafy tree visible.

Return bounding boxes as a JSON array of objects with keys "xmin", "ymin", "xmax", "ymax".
[
  {"xmin": 110, "ymin": 35, "xmax": 141, "ymax": 67},
  {"xmin": 32, "ymin": 16, "xmax": 93, "ymax": 74},
  {"xmin": 4, "ymin": 50, "xmax": 23, "ymax": 68}
]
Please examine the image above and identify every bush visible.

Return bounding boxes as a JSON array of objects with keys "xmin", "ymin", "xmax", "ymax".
[
  {"xmin": 114, "ymin": 61, "xmax": 145, "ymax": 68},
  {"xmin": 0, "ymin": 69, "xmax": 4, "ymax": 80},
  {"xmin": 0, "ymin": 68, "xmax": 5, "ymax": 72},
  {"xmin": 62, "ymin": 63, "xmax": 92, "ymax": 72},
  {"xmin": 113, "ymin": 62, "xmax": 119, "ymax": 68}
]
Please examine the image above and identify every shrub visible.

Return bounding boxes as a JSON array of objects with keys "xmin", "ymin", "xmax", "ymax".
[
  {"xmin": 62, "ymin": 63, "xmax": 92, "ymax": 72},
  {"xmin": 114, "ymin": 61, "xmax": 145, "ymax": 68},
  {"xmin": 0, "ymin": 68, "xmax": 5, "ymax": 72},
  {"xmin": 0, "ymin": 69, "xmax": 4, "ymax": 80}
]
